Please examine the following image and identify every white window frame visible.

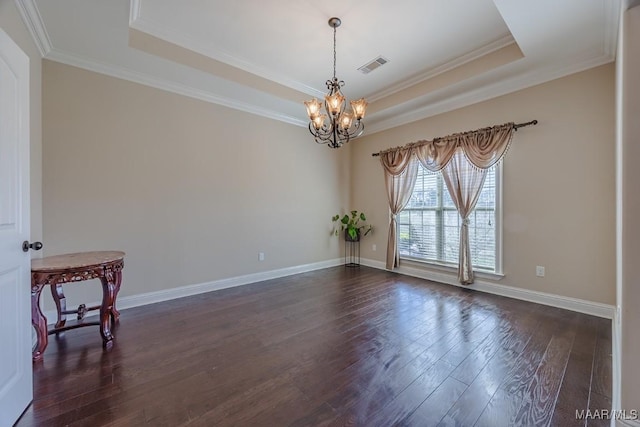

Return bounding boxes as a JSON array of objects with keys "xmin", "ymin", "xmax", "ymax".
[{"xmin": 398, "ymin": 163, "xmax": 504, "ymax": 277}]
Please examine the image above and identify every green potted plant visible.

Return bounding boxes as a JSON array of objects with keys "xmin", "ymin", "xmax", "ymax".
[{"xmin": 332, "ymin": 210, "xmax": 373, "ymax": 242}]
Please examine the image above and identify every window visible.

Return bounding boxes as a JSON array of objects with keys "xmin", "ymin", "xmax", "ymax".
[{"xmin": 398, "ymin": 163, "xmax": 500, "ymax": 272}]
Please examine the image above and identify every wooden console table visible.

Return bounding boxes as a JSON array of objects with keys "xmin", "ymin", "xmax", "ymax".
[{"xmin": 31, "ymin": 251, "xmax": 125, "ymax": 362}]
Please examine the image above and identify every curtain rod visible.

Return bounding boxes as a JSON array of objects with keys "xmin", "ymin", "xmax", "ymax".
[{"xmin": 371, "ymin": 120, "xmax": 538, "ymax": 157}]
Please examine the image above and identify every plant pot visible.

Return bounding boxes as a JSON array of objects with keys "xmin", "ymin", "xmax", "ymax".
[{"xmin": 345, "ymin": 229, "xmax": 360, "ymax": 242}]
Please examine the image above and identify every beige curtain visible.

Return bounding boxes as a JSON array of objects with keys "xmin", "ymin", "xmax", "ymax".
[
  {"xmin": 442, "ymin": 150, "xmax": 487, "ymax": 284},
  {"xmin": 378, "ymin": 122, "xmax": 514, "ymax": 283},
  {"xmin": 380, "ymin": 150, "xmax": 418, "ymax": 269},
  {"xmin": 443, "ymin": 124, "xmax": 513, "ymax": 284}
]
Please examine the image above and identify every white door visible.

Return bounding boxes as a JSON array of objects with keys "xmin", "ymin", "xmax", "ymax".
[{"xmin": 0, "ymin": 28, "xmax": 32, "ymax": 426}]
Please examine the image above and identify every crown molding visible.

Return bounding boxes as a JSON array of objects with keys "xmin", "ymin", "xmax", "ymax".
[
  {"xmin": 42, "ymin": 42, "xmax": 615, "ymax": 136},
  {"xmin": 365, "ymin": 52, "xmax": 615, "ymax": 135},
  {"xmin": 368, "ymin": 34, "xmax": 516, "ymax": 103},
  {"xmin": 42, "ymin": 44, "xmax": 614, "ymax": 136},
  {"xmin": 128, "ymin": 13, "xmax": 325, "ymax": 99},
  {"xmin": 45, "ymin": 48, "xmax": 308, "ymax": 128},
  {"xmin": 14, "ymin": 0, "xmax": 52, "ymax": 57}
]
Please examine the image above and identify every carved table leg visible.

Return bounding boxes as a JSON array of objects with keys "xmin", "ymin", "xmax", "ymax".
[
  {"xmin": 50, "ymin": 283, "xmax": 67, "ymax": 328},
  {"xmin": 110, "ymin": 268, "xmax": 122, "ymax": 323},
  {"xmin": 99, "ymin": 275, "xmax": 116, "ymax": 349},
  {"xmin": 31, "ymin": 283, "xmax": 48, "ymax": 362}
]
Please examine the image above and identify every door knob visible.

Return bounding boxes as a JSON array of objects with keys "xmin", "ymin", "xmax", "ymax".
[{"xmin": 22, "ymin": 241, "xmax": 43, "ymax": 252}]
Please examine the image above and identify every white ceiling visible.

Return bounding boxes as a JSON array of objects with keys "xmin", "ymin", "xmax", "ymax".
[{"xmin": 17, "ymin": 0, "xmax": 620, "ymax": 134}]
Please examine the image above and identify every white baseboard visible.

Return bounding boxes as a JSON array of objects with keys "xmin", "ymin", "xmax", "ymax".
[
  {"xmin": 43, "ymin": 256, "xmax": 615, "ymax": 321},
  {"xmin": 611, "ymin": 307, "xmax": 636, "ymax": 427},
  {"xmin": 44, "ymin": 258, "xmax": 342, "ymax": 323},
  {"xmin": 360, "ymin": 258, "xmax": 615, "ymax": 319},
  {"xmin": 612, "ymin": 306, "xmax": 622, "ymax": 416}
]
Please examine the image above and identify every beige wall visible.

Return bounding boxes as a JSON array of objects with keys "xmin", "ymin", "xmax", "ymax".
[
  {"xmin": 39, "ymin": 34, "xmax": 615, "ymax": 310},
  {"xmin": 619, "ymin": 2, "xmax": 640, "ymax": 415},
  {"xmin": 350, "ymin": 64, "xmax": 615, "ymax": 305},
  {"xmin": 42, "ymin": 60, "xmax": 349, "ymax": 306},
  {"xmin": 0, "ymin": 0, "xmax": 43, "ymax": 246}
]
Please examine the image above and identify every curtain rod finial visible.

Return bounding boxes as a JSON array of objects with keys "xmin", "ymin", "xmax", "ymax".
[{"xmin": 513, "ymin": 119, "xmax": 538, "ymax": 131}]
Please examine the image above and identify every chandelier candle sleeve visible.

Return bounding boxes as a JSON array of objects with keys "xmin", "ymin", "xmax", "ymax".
[
  {"xmin": 340, "ymin": 112, "xmax": 354, "ymax": 130},
  {"xmin": 304, "ymin": 17, "xmax": 367, "ymax": 149},
  {"xmin": 304, "ymin": 98, "xmax": 322, "ymax": 119},
  {"xmin": 351, "ymin": 98, "xmax": 368, "ymax": 120},
  {"xmin": 325, "ymin": 91, "xmax": 345, "ymax": 116},
  {"xmin": 312, "ymin": 114, "xmax": 326, "ymax": 130}
]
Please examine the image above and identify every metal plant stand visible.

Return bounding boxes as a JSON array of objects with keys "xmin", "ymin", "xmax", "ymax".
[{"xmin": 344, "ymin": 239, "xmax": 360, "ymax": 267}]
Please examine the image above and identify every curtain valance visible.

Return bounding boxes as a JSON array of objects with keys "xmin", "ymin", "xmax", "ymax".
[{"xmin": 379, "ymin": 122, "xmax": 515, "ymax": 174}]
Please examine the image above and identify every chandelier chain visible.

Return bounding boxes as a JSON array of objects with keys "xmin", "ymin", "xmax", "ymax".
[{"xmin": 333, "ymin": 26, "xmax": 337, "ymax": 80}]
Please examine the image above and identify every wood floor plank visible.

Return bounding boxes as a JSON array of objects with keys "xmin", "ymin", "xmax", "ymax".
[
  {"xmin": 590, "ymin": 319, "xmax": 612, "ymax": 399},
  {"xmin": 512, "ymin": 329, "xmax": 575, "ymax": 426},
  {"xmin": 16, "ymin": 266, "xmax": 611, "ymax": 427},
  {"xmin": 474, "ymin": 387, "xmax": 524, "ymax": 427},
  {"xmin": 549, "ymin": 315, "xmax": 598, "ymax": 427},
  {"xmin": 449, "ymin": 312, "xmax": 537, "ymax": 386},
  {"xmin": 403, "ymin": 376, "xmax": 469, "ymax": 426},
  {"xmin": 500, "ymin": 315, "xmax": 564, "ymax": 403},
  {"xmin": 587, "ymin": 391, "xmax": 612, "ymax": 427},
  {"xmin": 437, "ymin": 376, "xmax": 498, "ymax": 427},
  {"xmin": 364, "ymin": 359, "xmax": 456, "ymax": 427}
]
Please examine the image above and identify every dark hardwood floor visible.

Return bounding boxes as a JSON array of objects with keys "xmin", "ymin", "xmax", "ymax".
[{"xmin": 17, "ymin": 266, "xmax": 612, "ymax": 426}]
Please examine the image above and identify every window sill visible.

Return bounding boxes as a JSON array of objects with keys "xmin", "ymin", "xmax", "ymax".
[{"xmin": 399, "ymin": 257, "xmax": 505, "ymax": 281}]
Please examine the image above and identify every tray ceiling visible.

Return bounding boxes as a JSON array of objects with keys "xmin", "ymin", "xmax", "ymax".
[{"xmin": 17, "ymin": 0, "xmax": 620, "ymax": 134}]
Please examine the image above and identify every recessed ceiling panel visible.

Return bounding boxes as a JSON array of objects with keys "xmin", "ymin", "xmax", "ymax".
[{"xmin": 131, "ymin": 0, "xmax": 513, "ymax": 99}]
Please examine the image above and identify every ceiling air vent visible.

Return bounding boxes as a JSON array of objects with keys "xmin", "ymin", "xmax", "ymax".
[{"xmin": 358, "ymin": 56, "xmax": 389, "ymax": 74}]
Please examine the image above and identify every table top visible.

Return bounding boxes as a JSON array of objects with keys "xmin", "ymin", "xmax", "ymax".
[{"xmin": 31, "ymin": 251, "xmax": 125, "ymax": 272}]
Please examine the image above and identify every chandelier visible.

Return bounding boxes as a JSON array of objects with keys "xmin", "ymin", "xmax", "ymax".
[{"xmin": 304, "ymin": 17, "xmax": 367, "ymax": 149}]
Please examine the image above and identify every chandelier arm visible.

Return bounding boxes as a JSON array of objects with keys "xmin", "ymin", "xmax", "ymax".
[
  {"xmin": 310, "ymin": 131, "xmax": 332, "ymax": 142},
  {"xmin": 335, "ymin": 128, "xmax": 351, "ymax": 145},
  {"xmin": 314, "ymin": 129, "xmax": 345, "ymax": 147},
  {"xmin": 335, "ymin": 121, "xmax": 364, "ymax": 142},
  {"xmin": 309, "ymin": 123, "xmax": 338, "ymax": 143},
  {"xmin": 345, "ymin": 121, "xmax": 365, "ymax": 138},
  {"xmin": 311, "ymin": 118, "xmax": 364, "ymax": 146}
]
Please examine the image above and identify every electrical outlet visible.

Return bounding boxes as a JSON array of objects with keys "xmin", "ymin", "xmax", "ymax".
[
  {"xmin": 536, "ymin": 266, "xmax": 545, "ymax": 277},
  {"xmin": 372, "ymin": 244, "xmax": 377, "ymax": 251},
  {"xmin": 259, "ymin": 252, "xmax": 265, "ymax": 261}
]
